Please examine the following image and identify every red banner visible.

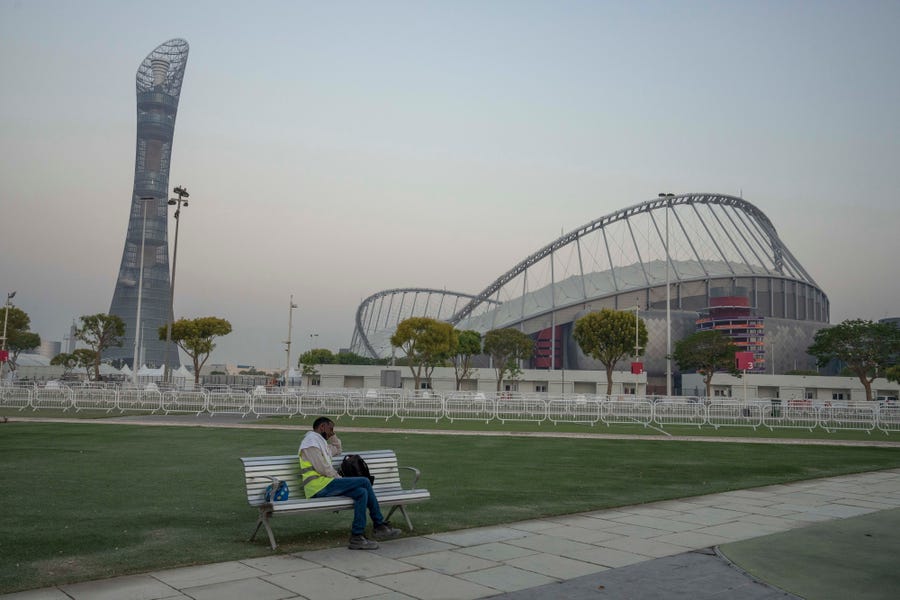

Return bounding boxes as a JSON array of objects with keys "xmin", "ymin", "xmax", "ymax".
[
  {"xmin": 735, "ymin": 351, "xmax": 755, "ymax": 371},
  {"xmin": 631, "ymin": 362, "xmax": 643, "ymax": 375},
  {"xmin": 0, "ymin": 350, "xmax": 8, "ymax": 362}
]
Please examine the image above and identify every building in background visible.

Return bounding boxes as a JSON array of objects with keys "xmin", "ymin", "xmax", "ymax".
[
  {"xmin": 696, "ymin": 290, "xmax": 766, "ymax": 372},
  {"xmin": 351, "ymin": 194, "xmax": 829, "ymax": 392},
  {"xmin": 106, "ymin": 39, "xmax": 189, "ymax": 368}
]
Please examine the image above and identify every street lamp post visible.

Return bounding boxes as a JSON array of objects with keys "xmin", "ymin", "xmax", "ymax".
[
  {"xmin": 659, "ymin": 193, "xmax": 675, "ymax": 398},
  {"xmin": 133, "ymin": 196, "xmax": 154, "ymax": 383},
  {"xmin": 163, "ymin": 185, "xmax": 189, "ymax": 383},
  {"xmin": 284, "ymin": 295, "xmax": 298, "ymax": 384},
  {"xmin": 1, "ymin": 291, "xmax": 17, "ymax": 379}
]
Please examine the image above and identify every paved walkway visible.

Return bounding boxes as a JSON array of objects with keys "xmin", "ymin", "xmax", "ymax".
[{"xmin": 6, "ymin": 467, "xmax": 900, "ymax": 600}]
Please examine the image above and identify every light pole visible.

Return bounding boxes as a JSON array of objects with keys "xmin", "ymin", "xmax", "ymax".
[
  {"xmin": 284, "ymin": 295, "xmax": 298, "ymax": 384},
  {"xmin": 659, "ymin": 193, "xmax": 675, "ymax": 398},
  {"xmin": 1, "ymin": 291, "xmax": 16, "ymax": 380},
  {"xmin": 133, "ymin": 196, "xmax": 154, "ymax": 383},
  {"xmin": 163, "ymin": 185, "xmax": 189, "ymax": 383}
]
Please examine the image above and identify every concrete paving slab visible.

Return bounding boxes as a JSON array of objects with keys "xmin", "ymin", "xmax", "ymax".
[
  {"xmin": 695, "ymin": 521, "xmax": 783, "ymax": 542},
  {"xmin": 597, "ymin": 536, "xmax": 692, "ymax": 558},
  {"xmin": 180, "ymin": 577, "xmax": 295, "ymax": 600},
  {"xmin": 564, "ymin": 545, "xmax": 650, "ymax": 569},
  {"xmin": 605, "ymin": 513, "xmax": 698, "ymax": 532},
  {"xmin": 400, "ymin": 550, "xmax": 499, "ymax": 575},
  {"xmin": 808, "ymin": 503, "xmax": 875, "ymax": 518},
  {"xmin": 455, "ymin": 542, "xmax": 538, "ymax": 562},
  {"xmin": 58, "ymin": 574, "xmax": 179, "ymax": 600},
  {"xmin": 604, "ymin": 522, "xmax": 674, "ymax": 538},
  {"xmin": 504, "ymin": 552, "xmax": 607, "ymax": 579},
  {"xmin": 654, "ymin": 530, "xmax": 732, "ymax": 549},
  {"xmin": 536, "ymin": 524, "xmax": 623, "ymax": 544},
  {"xmin": 299, "ymin": 547, "xmax": 419, "ymax": 578},
  {"xmin": 504, "ymin": 534, "xmax": 599, "ymax": 557},
  {"xmin": 532, "ymin": 514, "xmax": 622, "ymax": 530},
  {"xmin": 457, "ymin": 565, "xmax": 558, "ymax": 593},
  {"xmin": 503, "ymin": 519, "xmax": 558, "ymax": 533},
  {"xmin": 675, "ymin": 506, "xmax": 750, "ymax": 526},
  {"xmin": 152, "ymin": 560, "xmax": 268, "ymax": 589},
  {"xmin": 488, "ymin": 549, "xmax": 800, "ymax": 600},
  {"xmin": 0, "ymin": 590, "xmax": 74, "ymax": 600},
  {"xmin": 264, "ymin": 566, "xmax": 388, "ymax": 599},
  {"xmin": 242, "ymin": 554, "xmax": 321, "ymax": 574},
  {"xmin": 367, "ymin": 569, "xmax": 497, "ymax": 600},
  {"xmin": 426, "ymin": 526, "xmax": 528, "ymax": 548},
  {"xmin": 371, "ymin": 537, "xmax": 459, "ymax": 559}
]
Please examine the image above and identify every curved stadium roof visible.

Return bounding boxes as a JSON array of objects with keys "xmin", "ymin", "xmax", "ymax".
[{"xmin": 350, "ymin": 193, "xmax": 827, "ymax": 360}]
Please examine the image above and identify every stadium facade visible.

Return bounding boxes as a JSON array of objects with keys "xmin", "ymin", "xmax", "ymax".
[
  {"xmin": 350, "ymin": 194, "xmax": 830, "ymax": 392},
  {"xmin": 106, "ymin": 39, "xmax": 189, "ymax": 368}
]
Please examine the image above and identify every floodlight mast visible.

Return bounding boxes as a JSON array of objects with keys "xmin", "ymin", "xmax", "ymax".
[{"xmin": 163, "ymin": 185, "xmax": 190, "ymax": 383}]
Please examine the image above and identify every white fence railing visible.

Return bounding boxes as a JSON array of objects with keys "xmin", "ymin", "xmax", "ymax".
[{"xmin": 1, "ymin": 383, "xmax": 898, "ymax": 434}]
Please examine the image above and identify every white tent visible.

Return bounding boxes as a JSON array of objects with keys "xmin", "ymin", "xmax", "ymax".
[
  {"xmin": 137, "ymin": 365, "xmax": 164, "ymax": 376},
  {"xmin": 119, "ymin": 364, "xmax": 132, "ymax": 376},
  {"xmin": 173, "ymin": 365, "xmax": 193, "ymax": 379}
]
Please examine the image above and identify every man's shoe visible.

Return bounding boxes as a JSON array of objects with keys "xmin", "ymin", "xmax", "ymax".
[
  {"xmin": 373, "ymin": 523, "xmax": 402, "ymax": 540},
  {"xmin": 348, "ymin": 534, "xmax": 379, "ymax": 550}
]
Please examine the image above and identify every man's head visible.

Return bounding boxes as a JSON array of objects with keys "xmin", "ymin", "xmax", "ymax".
[{"xmin": 312, "ymin": 416, "xmax": 335, "ymax": 439}]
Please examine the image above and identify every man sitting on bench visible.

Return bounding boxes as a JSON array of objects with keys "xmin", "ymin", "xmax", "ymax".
[{"xmin": 299, "ymin": 417, "xmax": 401, "ymax": 549}]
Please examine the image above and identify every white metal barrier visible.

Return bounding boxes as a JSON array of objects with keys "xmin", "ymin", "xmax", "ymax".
[
  {"xmin": 602, "ymin": 399, "xmax": 653, "ymax": 427},
  {"xmin": 0, "ymin": 384, "xmax": 33, "ymax": 410},
  {"xmin": 652, "ymin": 400, "xmax": 705, "ymax": 428},
  {"xmin": 396, "ymin": 390, "xmax": 443, "ymax": 422},
  {"xmin": 706, "ymin": 402, "xmax": 764, "ymax": 429},
  {"xmin": 162, "ymin": 390, "xmax": 208, "ymax": 415},
  {"xmin": 547, "ymin": 395, "xmax": 601, "ymax": 425},
  {"xmin": 762, "ymin": 400, "xmax": 818, "ymax": 431},
  {"xmin": 444, "ymin": 392, "xmax": 495, "ymax": 423},
  {"xmin": 494, "ymin": 394, "xmax": 548, "ymax": 424},
  {"xmin": 818, "ymin": 403, "xmax": 877, "ymax": 433},
  {"xmin": 250, "ymin": 390, "xmax": 296, "ymax": 418},
  {"xmin": 298, "ymin": 390, "xmax": 347, "ymax": 418},
  {"xmin": 6, "ymin": 383, "xmax": 900, "ymax": 435},
  {"xmin": 32, "ymin": 383, "xmax": 72, "ymax": 411},
  {"xmin": 117, "ymin": 388, "xmax": 163, "ymax": 413},
  {"xmin": 347, "ymin": 389, "xmax": 400, "ymax": 420}
]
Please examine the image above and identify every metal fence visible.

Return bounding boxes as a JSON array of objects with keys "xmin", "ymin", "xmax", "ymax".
[{"xmin": 1, "ymin": 382, "xmax": 897, "ymax": 434}]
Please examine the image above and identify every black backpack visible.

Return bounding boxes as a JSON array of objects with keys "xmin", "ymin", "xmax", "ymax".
[{"xmin": 339, "ymin": 454, "xmax": 375, "ymax": 484}]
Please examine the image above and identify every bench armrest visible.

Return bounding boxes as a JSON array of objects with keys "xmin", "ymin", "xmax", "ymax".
[{"xmin": 400, "ymin": 466, "xmax": 422, "ymax": 489}]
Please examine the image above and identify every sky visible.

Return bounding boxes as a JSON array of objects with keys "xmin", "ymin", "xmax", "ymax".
[{"xmin": 2, "ymin": 0, "xmax": 899, "ymax": 369}]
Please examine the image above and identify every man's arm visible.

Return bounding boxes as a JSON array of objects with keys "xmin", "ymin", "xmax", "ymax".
[{"xmin": 301, "ymin": 446, "xmax": 341, "ymax": 478}]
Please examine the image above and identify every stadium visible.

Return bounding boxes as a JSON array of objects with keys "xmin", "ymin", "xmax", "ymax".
[{"xmin": 349, "ymin": 193, "xmax": 829, "ymax": 393}]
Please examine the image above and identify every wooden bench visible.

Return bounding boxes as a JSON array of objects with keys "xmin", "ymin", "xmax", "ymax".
[{"xmin": 240, "ymin": 449, "xmax": 431, "ymax": 549}]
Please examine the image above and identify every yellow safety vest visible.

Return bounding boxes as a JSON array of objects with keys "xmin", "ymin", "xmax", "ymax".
[{"xmin": 299, "ymin": 454, "xmax": 333, "ymax": 498}]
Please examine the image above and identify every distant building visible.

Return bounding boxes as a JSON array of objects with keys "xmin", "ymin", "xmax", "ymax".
[{"xmin": 106, "ymin": 39, "xmax": 189, "ymax": 369}]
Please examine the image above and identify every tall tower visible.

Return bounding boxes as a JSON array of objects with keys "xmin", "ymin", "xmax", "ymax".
[{"xmin": 107, "ymin": 39, "xmax": 189, "ymax": 368}]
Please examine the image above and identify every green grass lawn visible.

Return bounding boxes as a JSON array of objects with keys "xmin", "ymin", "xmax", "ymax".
[{"xmin": 2, "ymin": 421, "xmax": 900, "ymax": 594}]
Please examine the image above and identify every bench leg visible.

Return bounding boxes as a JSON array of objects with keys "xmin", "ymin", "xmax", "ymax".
[
  {"xmin": 386, "ymin": 505, "xmax": 414, "ymax": 531},
  {"xmin": 250, "ymin": 509, "xmax": 279, "ymax": 550}
]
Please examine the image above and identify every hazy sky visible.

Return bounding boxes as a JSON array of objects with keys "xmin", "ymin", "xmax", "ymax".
[{"xmin": 2, "ymin": 0, "xmax": 899, "ymax": 369}]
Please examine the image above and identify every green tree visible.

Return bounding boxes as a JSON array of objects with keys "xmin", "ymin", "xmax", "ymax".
[
  {"xmin": 573, "ymin": 308, "xmax": 648, "ymax": 395},
  {"xmin": 334, "ymin": 351, "xmax": 385, "ymax": 365},
  {"xmin": 390, "ymin": 317, "xmax": 457, "ymax": 390},
  {"xmin": 298, "ymin": 348, "xmax": 335, "ymax": 387},
  {"xmin": 483, "ymin": 328, "xmax": 533, "ymax": 392},
  {"xmin": 159, "ymin": 317, "xmax": 232, "ymax": 385},
  {"xmin": 75, "ymin": 313, "xmax": 125, "ymax": 381},
  {"xmin": 2, "ymin": 306, "xmax": 41, "ymax": 374},
  {"xmin": 672, "ymin": 330, "xmax": 740, "ymax": 398},
  {"xmin": 808, "ymin": 319, "xmax": 900, "ymax": 401},
  {"xmin": 452, "ymin": 330, "xmax": 482, "ymax": 390},
  {"xmin": 50, "ymin": 352, "xmax": 79, "ymax": 377},
  {"xmin": 886, "ymin": 365, "xmax": 900, "ymax": 386}
]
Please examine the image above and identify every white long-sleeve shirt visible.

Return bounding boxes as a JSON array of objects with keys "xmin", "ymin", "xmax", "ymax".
[{"xmin": 299, "ymin": 430, "xmax": 343, "ymax": 478}]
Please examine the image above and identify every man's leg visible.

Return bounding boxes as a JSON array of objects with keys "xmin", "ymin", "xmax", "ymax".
[{"xmin": 315, "ymin": 477, "xmax": 371, "ymax": 535}]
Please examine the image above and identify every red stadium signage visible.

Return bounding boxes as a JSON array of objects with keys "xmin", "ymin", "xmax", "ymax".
[
  {"xmin": 735, "ymin": 352, "xmax": 755, "ymax": 371},
  {"xmin": 631, "ymin": 362, "xmax": 643, "ymax": 375}
]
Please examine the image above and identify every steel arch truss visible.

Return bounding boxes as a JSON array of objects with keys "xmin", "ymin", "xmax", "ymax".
[
  {"xmin": 350, "ymin": 288, "xmax": 500, "ymax": 358},
  {"xmin": 351, "ymin": 193, "xmax": 825, "ymax": 358}
]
